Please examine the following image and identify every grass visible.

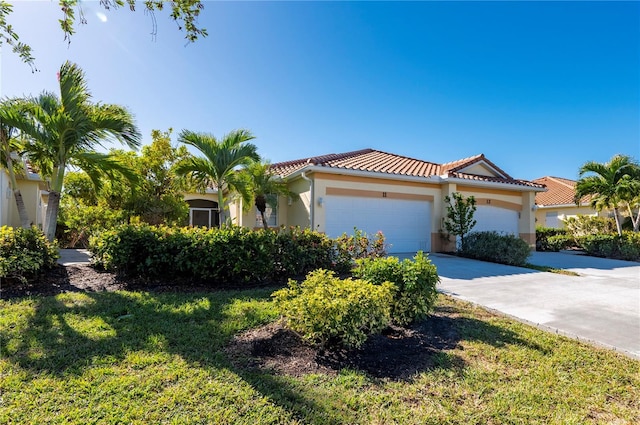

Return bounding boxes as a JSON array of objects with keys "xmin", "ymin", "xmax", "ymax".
[
  {"xmin": 1, "ymin": 290, "xmax": 638, "ymax": 424},
  {"xmin": 523, "ymin": 263, "xmax": 581, "ymax": 276}
]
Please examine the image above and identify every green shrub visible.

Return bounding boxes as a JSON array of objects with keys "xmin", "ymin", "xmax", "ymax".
[
  {"xmin": 546, "ymin": 234, "xmax": 574, "ymax": 251},
  {"xmin": 272, "ymin": 269, "xmax": 394, "ymax": 348},
  {"xmin": 564, "ymin": 215, "xmax": 616, "ymax": 238},
  {"xmin": 57, "ymin": 202, "xmax": 127, "ymax": 248},
  {"xmin": 536, "ymin": 227, "xmax": 571, "ymax": 251},
  {"xmin": 462, "ymin": 231, "xmax": 531, "ymax": 266},
  {"xmin": 275, "ymin": 227, "xmax": 336, "ymax": 276},
  {"xmin": 333, "ymin": 228, "xmax": 387, "ymax": 273},
  {"xmin": 89, "ymin": 224, "xmax": 345, "ymax": 284},
  {"xmin": 353, "ymin": 252, "xmax": 439, "ymax": 326},
  {"xmin": 578, "ymin": 232, "xmax": 640, "ymax": 261},
  {"xmin": 0, "ymin": 226, "xmax": 59, "ymax": 283}
]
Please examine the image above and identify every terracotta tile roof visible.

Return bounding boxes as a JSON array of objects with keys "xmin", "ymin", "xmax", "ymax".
[
  {"xmin": 441, "ymin": 154, "xmax": 512, "ymax": 179},
  {"xmin": 271, "ymin": 148, "xmax": 441, "ymax": 178},
  {"xmin": 533, "ymin": 176, "xmax": 589, "ymax": 205},
  {"xmin": 272, "ymin": 148, "xmax": 544, "ymax": 189}
]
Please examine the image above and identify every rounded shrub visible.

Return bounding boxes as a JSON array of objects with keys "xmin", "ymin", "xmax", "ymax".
[
  {"xmin": 462, "ymin": 231, "xmax": 531, "ymax": 266},
  {"xmin": 353, "ymin": 251, "xmax": 439, "ymax": 326},
  {"xmin": 0, "ymin": 226, "xmax": 59, "ymax": 283},
  {"xmin": 272, "ymin": 269, "xmax": 394, "ymax": 348},
  {"xmin": 536, "ymin": 227, "xmax": 571, "ymax": 251}
]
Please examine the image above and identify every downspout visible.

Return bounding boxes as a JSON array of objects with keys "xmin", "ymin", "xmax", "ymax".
[{"xmin": 301, "ymin": 171, "xmax": 313, "ymax": 229}]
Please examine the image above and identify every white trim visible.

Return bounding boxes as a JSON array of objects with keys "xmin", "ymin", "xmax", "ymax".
[
  {"xmin": 441, "ymin": 176, "xmax": 545, "ymax": 192},
  {"xmin": 536, "ymin": 203, "xmax": 590, "ymax": 209},
  {"xmin": 455, "ymin": 159, "xmax": 509, "ymax": 179},
  {"xmin": 286, "ymin": 165, "xmax": 443, "ymax": 184}
]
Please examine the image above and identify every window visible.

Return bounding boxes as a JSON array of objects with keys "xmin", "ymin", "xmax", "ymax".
[
  {"xmin": 256, "ymin": 203, "xmax": 277, "ymax": 228},
  {"xmin": 186, "ymin": 199, "xmax": 219, "ymax": 228}
]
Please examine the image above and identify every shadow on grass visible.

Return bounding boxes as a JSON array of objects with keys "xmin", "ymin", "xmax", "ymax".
[{"xmin": 0, "ymin": 291, "xmax": 548, "ymax": 422}]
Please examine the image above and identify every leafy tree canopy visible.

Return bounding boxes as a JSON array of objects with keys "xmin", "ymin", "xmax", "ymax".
[{"xmin": 1, "ymin": 0, "xmax": 207, "ymax": 70}]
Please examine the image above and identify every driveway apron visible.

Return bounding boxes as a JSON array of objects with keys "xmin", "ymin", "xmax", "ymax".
[{"xmin": 426, "ymin": 252, "xmax": 640, "ymax": 359}]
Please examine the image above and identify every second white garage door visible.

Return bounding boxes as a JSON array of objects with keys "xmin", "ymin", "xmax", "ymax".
[
  {"xmin": 473, "ymin": 205, "xmax": 519, "ymax": 235},
  {"xmin": 324, "ymin": 196, "xmax": 431, "ymax": 253}
]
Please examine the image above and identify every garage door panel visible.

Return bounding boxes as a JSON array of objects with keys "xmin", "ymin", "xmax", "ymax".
[
  {"xmin": 325, "ymin": 196, "xmax": 431, "ymax": 253},
  {"xmin": 473, "ymin": 205, "xmax": 519, "ymax": 235}
]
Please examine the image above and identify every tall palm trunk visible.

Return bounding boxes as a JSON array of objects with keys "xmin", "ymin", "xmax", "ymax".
[
  {"xmin": 43, "ymin": 190, "xmax": 60, "ymax": 241},
  {"xmin": 255, "ymin": 194, "xmax": 269, "ymax": 230},
  {"xmin": 217, "ymin": 186, "xmax": 225, "ymax": 228},
  {"xmin": 626, "ymin": 204, "xmax": 640, "ymax": 232},
  {"xmin": 43, "ymin": 166, "xmax": 66, "ymax": 241},
  {"xmin": 612, "ymin": 207, "xmax": 623, "ymax": 236}
]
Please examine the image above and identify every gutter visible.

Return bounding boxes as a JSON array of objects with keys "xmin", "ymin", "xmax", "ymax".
[{"xmin": 300, "ymin": 171, "xmax": 313, "ymax": 229}]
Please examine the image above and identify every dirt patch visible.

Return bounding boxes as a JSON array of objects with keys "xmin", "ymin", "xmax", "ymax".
[
  {"xmin": 226, "ymin": 310, "xmax": 463, "ymax": 381},
  {"xmin": 0, "ymin": 264, "xmax": 128, "ymax": 299}
]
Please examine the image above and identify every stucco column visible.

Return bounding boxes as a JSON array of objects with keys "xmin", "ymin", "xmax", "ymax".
[
  {"xmin": 519, "ymin": 191, "xmax": 536, "ymax": 248},
  {"xmin": 436, "ymin": 182, "xmax": 457, "ymax": 252}
]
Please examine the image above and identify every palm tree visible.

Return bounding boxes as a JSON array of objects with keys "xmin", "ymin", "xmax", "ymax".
[
  {"xmin": 575, "ymin": 154, "xmax": 640, "ymax": 236},
  {"xmin": 0, "ymin": 98, "xmax": 32, "ymax": 228},
  {"xmin": 239, "ymin": 161, "xmax": 299, "ymax": 230},
  {"xmin": 15, "ymin": 61, "xmax": 141, "ymax": 241},
  {"xmin": 175, "ymin": 129, "xmax": 259, "ymax": 227}
]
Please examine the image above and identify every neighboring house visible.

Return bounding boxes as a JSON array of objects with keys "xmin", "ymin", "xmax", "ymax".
[
  {"xmin": 0, "ymin": 159, "xmax": 48, "ymax": 229},
  {"xmin": 532, "ymin": 176, "xmax": 602, "ymax": 228},
  {"xmin": 186, "ymin": 149, "xmax": 545, "ymax": 253}
]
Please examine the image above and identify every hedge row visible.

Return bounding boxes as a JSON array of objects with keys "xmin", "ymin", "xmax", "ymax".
[
  {"xmin": 89, "ymin": 224, "xmax": 385, "ymax": 284},
  {"xmin": 0, "ymin": 226, "xmax": 59, "ymax": 283},
  {"xmin": 578, "ymin": 232, "xmax": 640, "ymax": 261}
]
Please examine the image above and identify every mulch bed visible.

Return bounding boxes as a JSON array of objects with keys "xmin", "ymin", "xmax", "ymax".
[{"xmin": 2, "ymin": 263, "xmax": 463, "ymax": 381}]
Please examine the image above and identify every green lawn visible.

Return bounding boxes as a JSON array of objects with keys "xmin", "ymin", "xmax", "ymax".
[{"xmin": 1, "ymin": 289, "xmax": 638, "ymax": 424}]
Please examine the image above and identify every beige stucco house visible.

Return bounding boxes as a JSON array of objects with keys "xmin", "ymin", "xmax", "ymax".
[
  {"xmin": 0, "ymin": 160, "xmax": 48, "ymax": 229},
  {"xmin": 532, "ymin": 176, "xmax": 602, "ymax": 228},
  {"xmin": 185, "ymin": 149, "xmax": 545, "ymax": 253}
]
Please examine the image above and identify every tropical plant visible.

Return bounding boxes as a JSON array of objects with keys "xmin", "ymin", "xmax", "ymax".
[
  {"xmin": 238, "ymin": 161, "xmax": 299, "ymax": 230},
  {"xmin": 575, "ymin": 155, "xmax": 640, "ymax": 236},
  {"xmin": 443, "ymin": 192, "xmax": 477, "ymax": 251},
  {"xmin": 175, "ymin": 129, "xmax": 259, "ymax": 227},
  {"xmin": 11, "ymin": 61, "xmax": 141, "ymax": 241},
  {"xmin": 0, "ymin": 98, "xmax": 31, "ymax": 227}
]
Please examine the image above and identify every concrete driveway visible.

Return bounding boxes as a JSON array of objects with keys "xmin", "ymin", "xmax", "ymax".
[{"xmin": 425, "ymin": 251, "xmax": 640, "ymax": 359}]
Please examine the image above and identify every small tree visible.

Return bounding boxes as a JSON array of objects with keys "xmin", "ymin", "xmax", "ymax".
[
  {"xmin": 238, "ymin": 161, "xmax": 299, "ymax": 230},
  {"xmin": 443, "ymin": 192, "xmax": 477, "ymax": 251}
]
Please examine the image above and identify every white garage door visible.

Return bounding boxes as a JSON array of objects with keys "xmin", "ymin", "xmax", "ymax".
[
  {"xmin": 473, "ymin": 205, "xmax": 519, "ymax": 235},
  {"xmin": 324, "ymin": 196, "xmax": 431, "ymax": 253}
]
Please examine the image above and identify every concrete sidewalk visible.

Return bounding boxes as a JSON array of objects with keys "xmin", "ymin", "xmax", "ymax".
[
  {"xmin": 426, "ymin": 252, "xmax": 640, "ymax": 359},
  {"xmin": 58, "ymin": 249, "xmax": 91, "ymax": 266}
]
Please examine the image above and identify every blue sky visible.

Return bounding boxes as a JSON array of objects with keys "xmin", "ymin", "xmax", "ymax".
[{"xmin": 2, "ymin": 1, "xmax": 638, "ymax": 181}]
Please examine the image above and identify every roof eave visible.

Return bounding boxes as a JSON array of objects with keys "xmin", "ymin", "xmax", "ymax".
[
  {"xmin": 442, "ymin": 176, "xmax": 546, "ymax": 192},
  {"xmin": 283, "ymin": 165, "xmax": 444, "ymax": 184},
  {"xmin": 535, "ymin": 203, "xmax": 591, "ymax": 209}
]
